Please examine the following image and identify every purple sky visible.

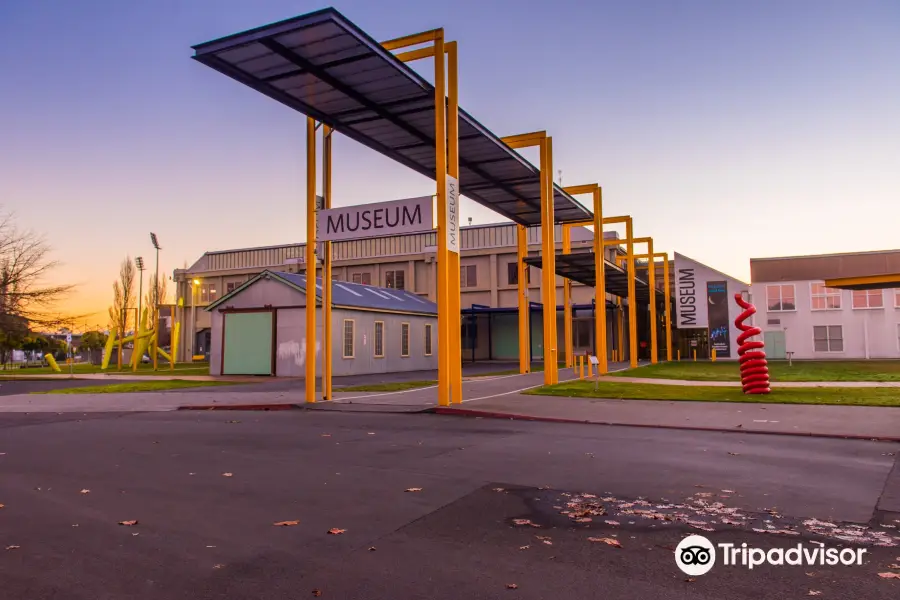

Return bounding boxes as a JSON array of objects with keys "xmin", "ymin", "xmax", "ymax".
[{"xmin": 2, "ymin": 0, "xmax": 898, "ymax": 326}]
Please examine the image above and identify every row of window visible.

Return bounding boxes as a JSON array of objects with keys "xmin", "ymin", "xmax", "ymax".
[
  {"xmin": 767, "ymin": 283, "xmax": 900, "ymax": 312},
  {"xmin": 807, "ymin": 324, "xmax": 900, "ymax": 353},
  {"xmin": 342, "ymin": 319, "xmax": 433, "ymax": 359}
]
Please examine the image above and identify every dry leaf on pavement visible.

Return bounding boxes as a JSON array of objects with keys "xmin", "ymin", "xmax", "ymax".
[
  {"xmin": 80, "ymin": 489, "xmax": 90, "ymax": 494},
  {"xmin": 588, "ymin": 537, "xmax": 622, "ymax": 548},
  {"xmin": 312, "ymin": 589, "xmax": 322, "ymax": 597},
  {"xmin": 5, "ymin": 545, "xmax": 20, "ymax": 550},
  {"xmin": 493, "ymin": 487, "xmax": 505, "ymax": 492},
  {"xmin": 368, "ymin": 546, "xmax": 376, "ymax": 551},
  {"xmin": 519, "ymin": 545, "xmax": 530, "ymax": 550},
  {"xmin": 273, "ymin": 520, "xmax": 300, "ymax": 527},
  {"xmin": 222, "ymin": 473, "xmax": 233, "ymax": 477},
  {"xmin": 727, "ymin": 452, "xmax": 740, "ymax": 456},
  {"xmin": 327, "ymin": 528, "xmax": 346, "ymax": 535},
  {"xmin": 320, "ymin": 434, "xmax": 331, "ymax": 437},
  {"xmin": 685, "ymin": 578, "xmax": 697, "ymax": 583},
  {"xmin": 506, "ymin": 584, "xmax": 518, "ymax": 590},
  {"xmin": 808, "ymin": 591, "xmax": 822, "ymax": 596},
  {"xmin": 0, "ymin": 504, "xmax": 4, "ymax": 509},
  {"xmin": 405, "ymin": 488, "xmax": 423, "ymax": 493},
  {"xmin": 118, "ymin": 520, "xmax": 138, "ymax": 526},
  {"xmin": 367, "ymin": 432, "xmax": 375, "ymax": 435},
  {"xmin": 213, "ymin": 564, "xmax": 224, "ymax": 570},
  {"xmin": 878, "ymin": 572, "xmax": 900, "ymax": 579}
]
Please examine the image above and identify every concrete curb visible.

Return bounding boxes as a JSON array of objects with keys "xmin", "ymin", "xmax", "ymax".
[
  {"xmin": 431, "ymin": 407, "xmax": 900, "ymax": 443},
  {"xmin": 177, "ymin": 404, "xmax": 303, "ymax": 411}
]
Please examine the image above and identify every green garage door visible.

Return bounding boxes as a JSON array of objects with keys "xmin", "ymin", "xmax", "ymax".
[{"xmin": 223, "ymin": 312, "xmax": 273, "ymax": 375}]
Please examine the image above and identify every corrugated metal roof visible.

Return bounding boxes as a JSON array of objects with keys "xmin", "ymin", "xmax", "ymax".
[
  {"xmin": 207, "ymin": 269, "xmax": 437, "ymax": 315},
  {"xmin": 191, "ymin": 7, "xmax": 593, "ymax": 227},
  {"xmin": 524, "ymin": 253, "xmax": 663, "ymax": 305}
]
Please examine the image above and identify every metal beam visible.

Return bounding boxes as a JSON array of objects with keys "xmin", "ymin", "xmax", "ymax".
[
  {"xmin": 381, "ymin": 28, "xmax": 443, "ymax": 51},
  {"xmin": 305, "ymin": 116, "xmax": 317, "ymax": 403},
  {"xmin": 517, "ymin": 225, "xmax": 530, "ymax": 374},
  {"xmin": 501, "ymin": 131, "xmax": 547, "ymax": 149}
]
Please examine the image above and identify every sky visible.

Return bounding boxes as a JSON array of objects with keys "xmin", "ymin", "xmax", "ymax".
[{"xmin": 1, "ymin": 0, "xmax": 898, "ymax": 330}]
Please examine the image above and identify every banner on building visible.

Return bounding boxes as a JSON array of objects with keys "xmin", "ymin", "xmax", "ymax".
[
  {"xmin": 446, "ymin": 175, "xmax": 460, "ymax": 254},
  {"xmin": 318, "ymin": 196, "xmax": 434, "ymax": 243},
  {"xmin": 706, "ymin": 280, "xmax": 731, "ymax": 357},
  {"xmin": 674, "ymin": 254, "xmax": 708, "ymax": 329}
]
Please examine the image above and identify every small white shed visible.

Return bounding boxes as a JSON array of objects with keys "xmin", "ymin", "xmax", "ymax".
[{"xmin": 205, "ymin": 270, "xmax": 439, "ymax": 377}]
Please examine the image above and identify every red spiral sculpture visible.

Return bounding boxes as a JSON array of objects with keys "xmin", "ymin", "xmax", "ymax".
[{"xmin": 734, "ymin": 293, "xmax": 771, "ymax": 394}]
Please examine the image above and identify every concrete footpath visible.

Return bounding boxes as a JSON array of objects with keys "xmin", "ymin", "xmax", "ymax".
[{"xmin": 438, "ymin": 394, "xmax": 900, "ymax": 441}]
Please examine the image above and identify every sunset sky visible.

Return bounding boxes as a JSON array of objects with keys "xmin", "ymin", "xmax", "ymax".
[{"xmin": 2, "ymin": 0, "xmax": 898, "ymax": 330}]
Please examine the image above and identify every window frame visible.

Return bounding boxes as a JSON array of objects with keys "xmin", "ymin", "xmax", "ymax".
[
  {"xmin": 460, "ymin": 264, "xmax": 477, "ymax": 288},
  {"xmin": 424, "ymin": 323, "xmax": 433, "ymax": 356},
  {"xmin": 384, "ymin": 269, "xmax": 405, "ymax": 290},
  {"xmin": 507, "ymin": 262, "xmax": 530, "ymax": 286},
  {"xmin": 852, "ymin": 289, "xmax": 884, "ymax": 310},
  {"xmin": 351, "ymin": 272, "xmax": 371, "ymax": 285},
  {"xmin": 765, "ymin": 284, "xmax": 796, "ymax": 312},
  {"xmin": 812, "ymin": 325, "xmax": 844, "ymax": 353},
  {"xmin": 400, "ymin": 322, "xmax": 410, "ymax": 358},
  {"xmin": 809, "ymin": 282, "xmax": 841, "ymax": 311},
  {"xmin": 895, "ymin": 289, "xmax": 900, "ymax": 308},
  {"xmin": 373, "ymin": 321, "xmax": 385, "ymax": 358},
  {"xmin": 342, "ymin": 319, "xmax": 355, "ymax": 359}
]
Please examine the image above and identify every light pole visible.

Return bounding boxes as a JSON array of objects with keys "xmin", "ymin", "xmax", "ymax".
[
  {"xmin": 150, "ymin": 233, "xmax": 161, "ymax": 370},
  {"xmin": 135, "ymin": 257, "xmax": 145, "ymax": 371}
]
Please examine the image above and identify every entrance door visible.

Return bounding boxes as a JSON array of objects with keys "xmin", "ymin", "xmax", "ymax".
[
  {"xmin": 223, "ymin": 312, "xmax": 273, "ymax": 375},
  {"xmin": 763, "ymin": 331, "xmax": 786, "ymax": 359}
]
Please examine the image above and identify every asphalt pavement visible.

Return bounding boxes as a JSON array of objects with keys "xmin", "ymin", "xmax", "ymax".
[{"xmin": 1, "ymin": 411, "xmax": 898, "ymax": 599}]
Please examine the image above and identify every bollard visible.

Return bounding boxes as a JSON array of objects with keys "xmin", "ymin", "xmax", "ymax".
[
  {"xmin": 587, "ymin": 356, "xmax": 593, "ymax": 378},
  {"xmin": 677, "ymin": 349, "xmax": 681, "ymax": 362},
  {"xmin": 711, "ymin": 349, "xmax": 717, "ymax": 362},
  {"xmin": 45, "ymin": 353, "xmax": 62, "ymax": 373},
  {"xmin": 579, "ymin": 356, "xmax": 585, "ymax": 380},
  {"xmin": 693, "ymin": 350, "xmax": 697, "ymax": 362}
]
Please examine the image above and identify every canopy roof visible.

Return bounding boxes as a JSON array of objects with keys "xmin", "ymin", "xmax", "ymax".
[
  {"xmin": 524, "ymin": 252, "xmax": 663, "ymax": 305},
  {"xmin": 192, "ymin": 7, "xmax": 593, "ymax": 227}
]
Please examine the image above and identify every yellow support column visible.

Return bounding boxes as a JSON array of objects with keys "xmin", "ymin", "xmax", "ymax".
[
  {"xmin": 447, "ymin": 41, "xmax": 463, "ymax": 405},
  {"xmin": 648, "ymin": 238, "xmax": 658, "ymax": 364},
  {"xmin": 323, "ymin": 124, "xmax": 333, "ymax": 401},
  {"xmin": 539, "ymin": 138, "xmax": 558, "ymax": 385},
  {"xmin": 517, "ymin": 224, "xmax": 530, "ymax": 374},
  {"xmin": 579, "ymin": 356, "xmax": 585, "ymax": 379},
  {"xmin": 562, "ymin": 225, "xmax": 573, "ymax": 369},
  {"xmin": 661, "ymin": 252, "xmax": 672, "ymax": 361},
  {"xmin": 625, "ymin": 219, "xmax": 638, "ymax": 369},
  {"xmin": 433, "ymin": 32, "xmax": 450, "ymax": 407},
  {"xmin": 593, "ymin": 187, "xmax": 607, "ymax": 375},
  {"xmin": 305, "ymin": 116, "xmax": 317, "ymax": 403},
  {"xmin": 171, "ymin": 321, "xmax": 180, "ymax": 370}
]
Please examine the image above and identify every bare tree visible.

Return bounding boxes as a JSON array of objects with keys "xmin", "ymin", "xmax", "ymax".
[
  {"xmin": 108, "ymin": 257, "xmax": 135, "ymax": 368},
  {"xmin": 0, "ymin": 211, "xmax": 74, "ymax": 338},
  {"xmin": 145, "ymin": 274, "xmax": 168, "ymax": 331}
]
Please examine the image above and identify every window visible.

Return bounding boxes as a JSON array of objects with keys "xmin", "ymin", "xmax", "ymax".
[
  {"xmin": 342, "ymin": 320, "xmax": 355, "ymax": 358},
  {"xmin": 852, "ymin": 289, "xmax": 883, "ymax": 309},
  {"xmin": 374, "ymin": 321, "xmax": 384, "ymax": 358},
  {"xmin": 813, "ymin": 325, "xmax": 843, "ymax": 352},
  {"xmin": 351, "ymin": 272, "xmax": 371, "ymax": 285},
  {"xmin": 574, "ymin": 319, "xmax": 592, "ymax": 348},
  {"xmin": 460, "ymin": 265, "xmax": 477, "ymax": 288},
  {"xmin": 810, "ymin": 283, "xmax": 841, "ymax": 310},
  {"xmin": 384, "ymin": 270, "xmax": 405, "ymax": 290},
  {"xmin": 400, "ymin": 323, "xmax": 410, "ymax": 357},
  {"xmin": 895, "ymin": 289, "xmax": 900, "ymax": 308},
  {"xmin": 461, "ymin": 318, "xmax": 476, "ymax": 350},
  {"xmin": 424, "ymin": 324, "xmax": 433, "ymax": 356},
  {"xmin": 226, "ymin": 282, "xmax": 237, "ymax": 294},
  {"xmin": 199, "ymin": 283, "xmax": 218, "ymax": 304},
  {"xmin": 507, "ymin": 262, "xmax": 530, "ymax": 285},
  {"xmin": 766, "ymin": 284, "xmax": 795, "ymax": 311}
]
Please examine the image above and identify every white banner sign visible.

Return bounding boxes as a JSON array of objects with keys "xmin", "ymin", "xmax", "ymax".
[
  {"xmin": 318, "ymin": 196, "xmax": 433, "ymax": 242},
  {"xmin": 446, "ymin": 175, "xmax": 459, "ymax": 254}
]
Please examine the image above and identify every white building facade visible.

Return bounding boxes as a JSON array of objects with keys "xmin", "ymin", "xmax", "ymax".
[{"xmin": 749, "ymin": 250, "xmax": 900, "ymax": 360}]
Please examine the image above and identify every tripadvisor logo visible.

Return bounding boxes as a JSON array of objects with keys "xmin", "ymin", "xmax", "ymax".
[{"xmin": 675, "ymin": 534, "xmax": 867, "ymax": 575}]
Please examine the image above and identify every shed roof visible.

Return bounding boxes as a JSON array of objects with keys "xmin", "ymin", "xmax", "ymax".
[
  {"xmin": 206, "ymin": 269, "xmax": 438, "ymax": 316},
  {"xmin": 191, "ymin": 7, "xmax": 592, "ymax": 227}
]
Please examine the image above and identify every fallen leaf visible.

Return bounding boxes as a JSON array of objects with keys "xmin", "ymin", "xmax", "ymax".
[
  {"xmin": 320, "ymin": 434, "xmax": 331, "ymax": 438},
  {"xmin": 5, "ymin": 545, "xmax": 20, "ymax": 550},
  {"xmin": 213, "ymin": 564, "xmax": 224, "ymax": 570},
  {"xmin": 519, "ymin": 545, "xmax": 530, "ymax": 550},
  {"xmin": 0, "ymin": 504, "xmax": 4, "ymax": 509},
  {"xmin": 506, "ymin": 583, "xmax": 518, "ymax": 590},
  {"xmin": 887, "ymin": 564, "xmax": 900, "ymax": 569},
  {"xmin": 806, "ymin": 572, "xmax": 815, "ymax": 577},
  {"xmin": 493, "ymin": 487, "xmax": 506, "ymax": 492},
  {"xmin": 206, "ymin": 545, "xmax": 216, "ymax": 548},
  {"xmin": 575, "ymin": 517, "xmax": 592, "ymax": 523},
  {"xmin": 312, "ymin": 590, "xmax": 322, "ymax": 597},
  {"xmin": 131, "ymin": 533, "xmax": 139, "ymax": 536},
  {"xmin": 808, "ymin": 591, "xmax": 822, "ymax": 596},
  {"xmin": 327, "ymin": 528, "xmax": 346, "ymax": 535},
  {"xmin": 605, "ymin": 520, "xmax": 620, "ymax": 526},
  {"xmin": 879, "ymin": 572, "xmax": 900, "ymax": 579},
  {"xmin": 72, "ymin": 524, "xmax": 79, "ymax": 527},
  {"xmin": 512, "ymin": 518, "xmax": 540, "ymax": 528},
  {"xmin": 367, "ymin": 432, "xmax": 375, "ymax": 435},
  {"xmin": 368, "ymin": 546, "xmax": 376, "ymax": 552},
  {"xmin": 685, "ymin": 578, "xmax": 697, "ymax": 583},
  {"xmin": 80, "ymin": 489, "xmax": 90, "ymax": 494},
  {"xmin": 273, "ymin": 520, "xmax": 300, "ymax": 527},
  {"xmin": 222, "ymin": 473, "xmax": 233, "ymax": 477},
  {"xmin": 722, "ymin": 489, "xmax": 735, "ymax": 493},
  {"xmin": 405, "ymin": 488, "xmax": 423, "ymax": 493},
  {"xmin": 226, "ymin": 420, "xmax": 240, "ymax": 424},
  {"xmin": 118, "ymin": 520, "xmax": 138, "ymax": 526},
  {"xmin": 728, "ymin": 452, "xmax": 740, "ymax": 456},
  {"xmin": 588, "ymin": 537, "xmax": 622, "ymax": 548}
]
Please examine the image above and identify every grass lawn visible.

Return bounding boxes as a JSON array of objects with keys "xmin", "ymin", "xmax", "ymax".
[
  {"xmin": 526, "ymin": 380, "xmax": 900, "ymax": 407},
  {"xmin": 335, "ymin": 380, "xmax": 436, "ymax": 392},
  {"xmin": 32, "ymin": 380, "xmax": 233, "ymax": 395},
  {"xmin": 3, "ymin": 362, "xmax": 210, "ymax": 377},
  {"xmin": 610, "ymin": 360, "xmax": 900, "ymax": 382}
]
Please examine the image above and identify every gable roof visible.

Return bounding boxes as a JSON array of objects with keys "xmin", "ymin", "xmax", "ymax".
[{"xmin": 206, "ymin": 270, "xmax": 438, "ymax": 316}]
